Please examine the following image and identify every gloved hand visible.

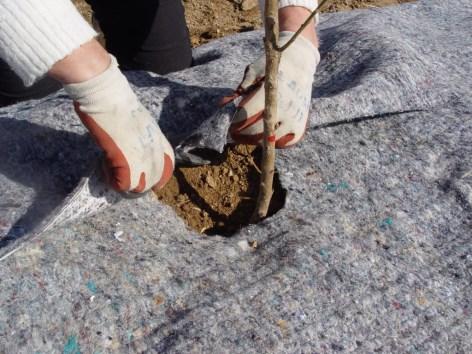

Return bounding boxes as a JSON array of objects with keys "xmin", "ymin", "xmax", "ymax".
[
  {"xmin": 64, "ymin": 56, "xmax": 174, "ymax": 194},
  {"xmin": 225, "ymin": 31, "xmax": 320, "ymax": 148}
]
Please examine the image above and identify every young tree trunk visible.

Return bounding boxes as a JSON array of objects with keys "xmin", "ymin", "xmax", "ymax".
[
  {"xmin": 252, "ymin": 0, "xmax": 281, "ymax": 221},
  {"xmin": 253, "ymin": 0, "xmax": 325, "ymax": 221}
]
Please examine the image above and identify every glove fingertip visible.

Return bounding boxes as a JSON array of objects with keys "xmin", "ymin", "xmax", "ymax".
[
  {"xmin": 131, "ymin": 172, "xmax": 146, "ymax": 193},
  {"xmin": 219, "ymin": 93, "xmax": 239, "ymax": 107},
  {"xmin": 153, "ymin": 153, "xmax": 174, "ymax": 190},
  {"xmin": 275, "ymin": 133, "xmax": 296, "ymax": 149}
]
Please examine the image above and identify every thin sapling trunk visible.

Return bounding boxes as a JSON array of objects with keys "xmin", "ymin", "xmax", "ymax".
[
  {"xmin": 252, "ymin": 0, "xmax": 280, "ymax": 221},
  {"xmin": 252, "ymin": 0, "xmax": 327, "ymax": 221}
]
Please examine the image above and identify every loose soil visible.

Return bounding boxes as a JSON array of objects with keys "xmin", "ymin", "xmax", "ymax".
[
  {"xmin": 72, "ymin": 0, "xmax": 413, "ymax": 235},
  {"xmin": 153, "ymin": 145, "xmax": 286, "ymax": 236}
]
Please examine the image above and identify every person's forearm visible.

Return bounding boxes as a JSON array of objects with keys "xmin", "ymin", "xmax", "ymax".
[
  {"xmin": 0, "ymin": 0, "xmax": 96, "ymax": 87},
  {"xmin": 49, "ymin": 40, "xmax": 110, "ymax": 84},
  {"xmin": 279, "ymin": 6, "xmax": 318, "ymax": 47}
]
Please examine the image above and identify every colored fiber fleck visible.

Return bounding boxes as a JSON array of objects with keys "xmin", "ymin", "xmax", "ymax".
[
  {"xmin": 326, "ymin": 183, "xmax": 338, "ymax": 192},
  {"xmin": 86, "ymin": 280, "xmax": 97, "ymax": 294},
  {"xmin": 123, "ymin": 271, "xmax": 140, "ymax": 288},
  {"xmin": 127, "ymin": 330, "xmax": 134, "ymax": 343},
  {"xmin": 63, "ymin": 335, "xmax": 81, "ymax": 354},
  {"xmin": 325, "ymin": 182, "xmax": 350, "ymax": 192},
  {"xmin": 111, "ymin": 302, "xmax": 121, "ymax": 312},
  {"xmin": 319, "ymin": 249, "xmax": 329, "ymax": 257},
  {"xmin": 379, "ymin": 217, "xmax": 394, "ymax": 230}
]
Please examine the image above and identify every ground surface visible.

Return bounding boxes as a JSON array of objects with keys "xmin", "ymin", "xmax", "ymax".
[{"xmin": 1, "ymin": 1, "xmax": 470, "ymax": 352}]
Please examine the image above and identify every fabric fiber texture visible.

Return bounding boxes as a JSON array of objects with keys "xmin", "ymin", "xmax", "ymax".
[{"xmin": 0, "ymin": 0, "xmax": 471, "ymax": 352}]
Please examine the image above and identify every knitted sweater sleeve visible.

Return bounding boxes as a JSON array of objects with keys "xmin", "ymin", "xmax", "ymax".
[{"xmin": 0, "ymin": 0, "xmax": 96, "ymax": 86}]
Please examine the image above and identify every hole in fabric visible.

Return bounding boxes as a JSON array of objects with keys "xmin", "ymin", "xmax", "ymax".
[{"xmin": 153, "ymin": 145, "xmax": 286, "ymax": 236}]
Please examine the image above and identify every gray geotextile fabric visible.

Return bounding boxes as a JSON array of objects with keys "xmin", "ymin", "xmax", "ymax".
[{"xmin": 1, "ymin": 0, "xmax": 471, "ymax": 352}]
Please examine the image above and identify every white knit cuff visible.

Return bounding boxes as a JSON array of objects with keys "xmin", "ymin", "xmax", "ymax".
[
  {"xmin": 258, "ymin": 0, "xmax": 320, "ymax": 24},
  {"xmin": 279, "ymin": 0, "xmax": 319, "ymax": 12},
  {"xmin": 64, "ymin": 55, "xmax": 130, "ymax": 106},
  {"xmin": 0, "ymin": 0, "xmax": 97, "ymax": 86}
]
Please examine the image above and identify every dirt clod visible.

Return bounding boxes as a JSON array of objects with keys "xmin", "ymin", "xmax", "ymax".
[{"xmin": 153, "ymin": 145, "xmax": 286, "ymax": 236}]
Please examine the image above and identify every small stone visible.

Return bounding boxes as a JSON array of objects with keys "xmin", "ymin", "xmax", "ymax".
[
  {"xmin": 248, "ymin": 240, "xmax": 258, "ymax": 249},
  {"xmin": 205, "ymin": 175, "xmax": 217, "ymax": 188},
  {"xmin": 240, "ymin": 0, "xmax": 258, "ymax": 11}
]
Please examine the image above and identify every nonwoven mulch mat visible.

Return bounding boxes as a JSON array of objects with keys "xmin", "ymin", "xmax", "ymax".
[{"xmin": 0, "ymin": 0, "xmax": 471, "ymax": 352}]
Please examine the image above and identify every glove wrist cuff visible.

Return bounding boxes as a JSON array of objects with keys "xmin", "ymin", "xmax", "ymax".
[
  {"xmin": 279, "ymin": 0, "xmax": 320, "ymax": 24},
  {"xmin": 64, "ymin": 55, "xmax": 132, "ymax": 105},
  {"xmin": 258, "ymin": 1, "xmax": 320, "ymax": 25},
  {"xmin": 279, "ymin": 31, "xmax": 321, "ymax": 68}
]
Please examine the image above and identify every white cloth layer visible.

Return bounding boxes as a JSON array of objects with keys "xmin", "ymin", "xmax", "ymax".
[{"xmin": 0, "ymin": 0, "xmax": 96, "ymax": 86}]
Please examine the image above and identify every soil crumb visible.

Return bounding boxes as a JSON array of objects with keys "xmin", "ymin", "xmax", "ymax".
[{"xmin": 153, "ymin": 145, "xmax": 286, "ymax": 236}]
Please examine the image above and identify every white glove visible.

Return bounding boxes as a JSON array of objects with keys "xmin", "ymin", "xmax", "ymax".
[
  {"xmin": 228, "ymin": 31, "xmax": 320, "ymax": 148},
  {"xmin": 65, "ymin": 56, "xmax": 174, "ymax": 194}
]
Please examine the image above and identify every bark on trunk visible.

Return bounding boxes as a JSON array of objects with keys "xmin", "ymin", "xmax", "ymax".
[{"xmin": 252, "ymin": 0, "xmax": 281, "ymax": 221}]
